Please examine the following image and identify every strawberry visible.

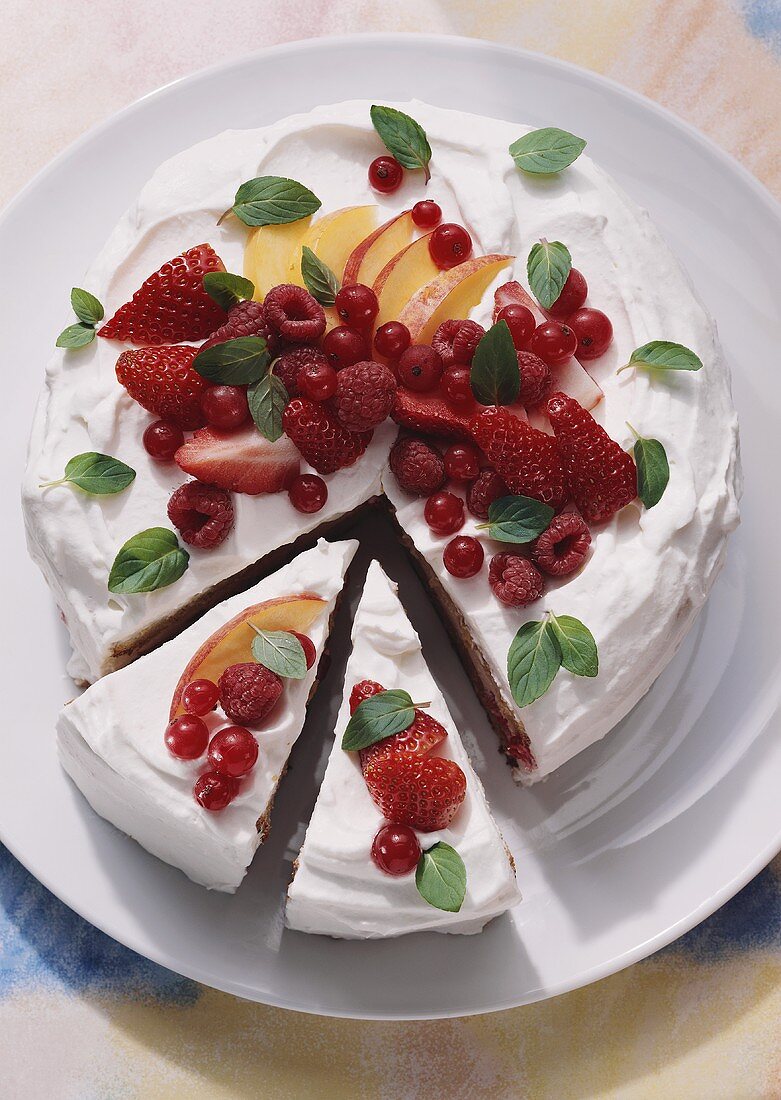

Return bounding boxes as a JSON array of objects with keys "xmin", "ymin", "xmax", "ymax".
[
  {"xmin": 546, "ymin": 391, "xmax": 637, "ymax": 523},
  {"xmin": 392, "ymin": 388, "xmax": 475, "ymax": 441},
  {"xmin": 360, "ymin": 710, "xmax": 448, "ymax": 772},
  {"xmin": 363, "ymin": 754, "xmax": 467, "ymax": 832},
  {"xmin": 175, "ymin": 423, "xmax": 300, "ymax": 495},
  {"xmin": 493, "ymin": 280, "xmax": 537, "ymax": 320},
  {"xmin": 99, "ymin": 244, "xmax": 227, "ymax": 345},
  {"xmin": 282, "ymin": 398, "xmax": 372, "ymax": 474},
  {"xmin": 471, "ymin": 405, "xmax": 568, "ymax": 510},
  {"xmin": 115, "ymin": 345, "xmax": 207, "ymax": 429}
]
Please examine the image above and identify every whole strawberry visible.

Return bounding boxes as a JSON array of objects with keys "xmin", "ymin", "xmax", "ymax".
[
  {"xmin": 334, "ymin": 361, "xmax": 396, "ymax": 433},
  {"xmin": 218, "ymin": 663, "xmax": 282, "ymax": 726},
  {"xmin": 201, "ymin": 299, "xmax": 270, "ymax": 351},
  {"xmin": 283, "ymin": 397, "xmax": 372, "ymax": 474},
  {"xmin": 471, "ymin": 405, "xmax": 568, "ymax": 510},
  {"xmin": 363, "ymin": 754, "xmax": 467, "ymax": 832},
  {"xmin": 547, "ymin": 392, "xmax": 637, "ymax": 523},
  {"xmin": 115, "ymin": 345, "xmax": 207, "ymax": 430}
]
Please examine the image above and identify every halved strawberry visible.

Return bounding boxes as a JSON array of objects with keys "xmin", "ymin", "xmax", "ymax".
[
  {"xmin": 392, "ymin": 388, "xmax": 475, "ymax": 440},
  {"xmin": 175, "ymin": 424, "xmax": 300, "ymax": 495},
  {"xmin": 494, "ymin": 279, "xmax": 537, "ymax": 320},
  {"xmin": 363, "ymin": 754, "xmax": 467, "ymax": 832},
  {"xmin": 115, "ymin": 345, "xmax": 207, "ymax": 430},
  {"xmin": 360, "ymin": 710, "xmax": 448, "ymax": 772}
]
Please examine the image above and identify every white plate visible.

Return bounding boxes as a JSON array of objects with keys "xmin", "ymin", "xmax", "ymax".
[{"xmin": 2, "ymin": 34, "xmax": 779, "ymax": 1020}]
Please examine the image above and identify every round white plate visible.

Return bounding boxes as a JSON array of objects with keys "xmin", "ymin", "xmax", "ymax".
[{"xmin": 2, "ymin": 34, "xmax": 779, "ymax": 1020}]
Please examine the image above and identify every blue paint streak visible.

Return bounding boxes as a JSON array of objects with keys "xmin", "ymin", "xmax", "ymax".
[{"xmin": 740, "ymin": 0, "xmax": 781, "ymax": 52}]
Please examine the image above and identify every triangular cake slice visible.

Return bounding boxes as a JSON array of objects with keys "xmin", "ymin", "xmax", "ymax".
[
  {"xmin": 286, "ymin": 562, "xmax": 521, "ymax": 937},
  {"xmin": 57, "ymin": 539, "xmax": 357, "ymax": 891}
]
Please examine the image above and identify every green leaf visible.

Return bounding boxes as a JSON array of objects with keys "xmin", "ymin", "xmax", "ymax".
[
  {"xmin": 108, "ymin": 528, "xmax": 189, "ymax": 594},
  {"xmin": 250, "ymin": 628, "xmax": 307, "ymax": 680},
  {"xmin": 527, "ymin": 240, "xmax": 572, "ymax": 310},
  {"xmin": 248, "ymin": 371, "xmax": 288, "ymax": 443},
  {"xmin": 341, "ymin": 689, "xmax": 416, "ymax": 751},
  {"xmin": 203, "ymin": 271, "xmax": 255, "ymax": 312},
  {"xmin": 547, "ymin": 613, "xmax": 598, "ymax": 678},
  {"xmin": 507, "ymin": 620, "xmax": 561, "ymax": 708},
  {"xmin": 415, "ymin": 843, "xmax": 467, "ymax": 913},
  {"xmin": 633, "ymin": 434, "xmax": 670, "ymax": 509},
  {"xmin": 370, "ymin": 105, "xmax": 432, "ymax": 182},
  {"xmin": 193, "ymin": 336, "xmax": 269, "ymax": 385},
  {"xmin": 478, "ymin": 495, "xmax": 554, "ymax": 544},
  {"xmin": 300, "ymin": 246, "xmax": 340, "ymax": 306},
  {"xmin": 56, "ymin": 323, "xmax": 95, "ymax": 349},
  {"xmin": 509, "ymin": 127, "xmax": 587, "ymax": 175},
  {"xmin": 55, "ymin": 452, "xmax": 136, "ymax": 495},
  {"xmin": 229, "ymin": 176, "xmax": 321, "ymax": 227},
  {"xmin": 622, "ymin": 341, "xmax": 703, "ymax": 374},
  {"xmin": 70, "ymin": 287, "xmax": 104, "ymax": 325},
  {"xmin": 470, "ymin": 321, "xmax": 520, "ymax": 406}
]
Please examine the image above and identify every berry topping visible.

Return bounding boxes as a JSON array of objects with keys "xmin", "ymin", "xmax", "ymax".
[
  {"xmin": 143, "ymin": 419, "xmax": 184, "ymax": 462},
  {"xmin": 273, "ymin": 346, "xmax": 329, "ymax": 398},
  {"xmin": 349, "ymin": 679, "xmax": 385, "ymax": 714},
  {"xmin": 218, "ymin": 662, "xmax": 283, "ymax": 726},
  {"xmin": 566, "ymin": 307, "xmax": 614, "ymax": 361},
  {"xmin": 547, "ymin": 392, "xmax": 637, "ymax": 523},
  {"xmin": 363, "ymin": 754, "xmax": 467, "ymax": 832},
  {"xmin": 517, "ymin": 350, "xmax": 552, "ymax": 408},
  {"xmin": 431, "ymin": 320, "xmax": 462, "ymax": 367},
  {"xmin": 471, "ymin": 405, "xmax": 568, "ymax": 510},
  {"xmin": 264, "ymin": 284, "xmax": 326, "ymax": 344},
  {"xmin": 429, "ymin": 223, "xmax": 473, "ymax": 270},
  {"xmin": 335, "ymin": 283, "xmax": 379, "ymax": 329},
  {"xmin": 531, "ymin": 511, "xmax": 591, "ymax": 576},
  {"xmin": 488, "ymin": 553, "xmax": 545, "ymax": 608},
  {"xmin": 333, "ymin": 361, "xmax": 396, "ymax": 432},
  {"xmin": 194, "ymin": 770, "xmax": 238, "ymax": 812},
  {"xmin": 369, "ymin": 155, "xmax": 404, "ymax": 193},
  {"xmin": 411, "ymin": 200, "xmax": 442, "ymax": 229},
  {"xmin": 167, "ymin": 481, "xmax": 234, "ymax": 550},
  {"xmin": 208, "ymin": 725, "xmax": 259, "ymax": 778},
  {"xmin": 374, "ymin": 321, "xmax": 411, "ymax": 360},
  {"xmin": 389, "ymin": 436, "xmax": 446, "ymax": 496},
  {"xmin": 298, "ymin": 360, "xmax": 338, "ymax": 402},
  {"xmin": 392, "ymin": 388, "xmax": 474, "ymax": 440},
  {"xmin": 201, "ymin": 384, "xmax": 250, "ymax": 430},
  {"xmin": 443, "ymin": 535, "xmax": 484, "ymax": 578},
  {"xmin": 201, "ymin": 299, "xmax": 271, "ymax": 351},
  {"xmin": 322, "ymin": 325, "xmax": 369, "ymax": 369},
  {"xmin": 530, "ymin": 321, "xmax": 578, "ymax": 367},
  {"xmin": 432, "ymin": 319, "xmax": 485, "ymax": 367},
  {"xmin": 424, "ymin": 491, "xmax": 465, "ymax": 535},
  {"xmin": 290, "ymin": 631, "xmax": 317, "ymax": 670},
  {"xmin": 288, "ymin": 473, "xmax": 328, "ymax": 513},
  {"xmin": 283, "ymin": 397, "xmax": 372, "ymax": 474},
  {"xmin": 371, "ymin": 824, "xmax": 422, "ymax": 876},
  {"xmin": 99, "ymin": 244, "xmax": 226, "ymax": 345},
  {"xmin": 441, "ymin": 366, "xmax": 477, "ymax": 411},
  {"xmin": 116, "ymin": 345, "xmax": 207, "ymax": 430},
  {"xmin": 175, "ymin": 423, "xmax": 300, "ymax": 495},
  {"xmin": 360, "ymin": 709, "xmax": 449, "ymax": 771},
  {"xmin": 467, "ymin": 468, "xmax": 508, "ymax": 520},
  {"xmin": 181, "ymin": 678, "xmax": 220, "ymax": 716},
  {"xmin": 443, "ymin": 443, "xmax": 480, "ymax": 482},
  {"xmin": 549, "ymin": 268, "xmax": 588, "ymax": 319},
  {"xmin": 165, "ymin": 714, "xmax": 209, "ymax": 760},
  {"xmin": 496, "ymin": 303, "xmax": 536, "ymax": 350},
  {"xmin": 397, "ymin": 344, "xmax": 443, "ymax": 392}
]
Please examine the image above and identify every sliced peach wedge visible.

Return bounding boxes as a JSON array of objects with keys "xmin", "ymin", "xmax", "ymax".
[
  {"xmin": 244, "ymin": 218, "xmax": 313, "ymax": 302},
  {"xmin": 169, "ymin": 595, "xmax": 326, "ymax": 720},
  {"xmin": 373, "ymin": 233, "xmax": 439, "ymax": 329},
  {"xmin": 286, "ymin": 205, "xmax": 378, "ymax": 287},
  {"xmin": 397, "ymin": 254, "xmax": 514, "ymax": 345},
  {"xmin": 343, "ymin": 211, "xmax": 415, "ymax": 288}
]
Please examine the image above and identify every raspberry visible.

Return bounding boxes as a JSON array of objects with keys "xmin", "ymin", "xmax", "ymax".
[
  {"xmin": 167, "ymin": 481, "xmax": 234, "ymax": 549},
  {"xmin": 547, "ymin": 392, "xmax": 637, "ymax": 524},
  {"xmin": 115, "ymin": 345, "xmax": 207, "ymax": 430},
  {"xmin": 349, "ymin": 680, "xmax": 385, "ymax": 714},
  {"xmin": 517, "ymin": 350, "xmax": 551, "ymax": 408},
  {"xmin": 467, "ymin": 468, "xmax": 508, "ymax": 520},
  {"xmin": 451, "ymin": 320, "xmax": 485, "ymax": 365},
  {"xmin": 201, "ymin": 299, "xmax": 270, "ymax": 351},
  {"xmin": 489, "ymin": 553, "xmax": 545, "ymax": 608},
  {"xmin": 363, "ymin": 754, "xmax": 467, "ymax": 832},
  {"xmin": 360, "ymin": 710, "xmax": 447, "ymax": 771},
  {"xmin": 531, "ymin": 511, "xmax": 591, "ymax": 576},
  {"xmin": 333, "ymin": 361, "xmax": 396, "ymax": 432},
  {"xmin": 283, "ymin": 397, "xmax": 372, "ymax": 474},
  {"xmin": 388, "ymin": 437, "xmax": 445, "ymax": 496},
  {"xmin": 273, "ymin": 346, "xmax": 329, "ymax": 398},
  {"xmin": 431, "ymin": 320, "xmax": 462, "ymax": 367},
  {"xmin": 217, "ymin": 662, "xmax": 283, "ymax": 725},
  {"xmin": 471, "ymin": 406, "xmax": 568, "ymax": 510},
  {"xmin": 264, "ymin": 284, "xmax": 326, "ymax": 344}
]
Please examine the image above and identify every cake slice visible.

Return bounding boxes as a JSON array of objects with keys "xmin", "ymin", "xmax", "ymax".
[
  {"xmin": 285, "ymin": 562, "xmax": 521, "ymax": 937},
  {"xmin": 57, "ymin": 539, "xmax": 356, "ymax": 891}
]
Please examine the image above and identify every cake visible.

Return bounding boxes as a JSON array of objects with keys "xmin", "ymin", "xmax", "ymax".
[{"xmin": 285, "ymin": 562, "xmax": 521, "ymax": 937}]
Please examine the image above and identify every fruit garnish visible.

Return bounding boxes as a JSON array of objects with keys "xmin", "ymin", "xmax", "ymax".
[
  {"xmin": 264, "ymin": 284, "xmax": 326, "ymax": 344},
  {"xmin": 429, "ymin": 223, "xmax": 473, "ymax": 270},
  {"xmin": 441, "ymin": 367, "xmax": 476, "ymax": 412},
  {"xmin": 218, "ymin": 662, "xmax": 283, "ymax": 725},
  {"xmin": 56, "ymin": 288, "xmax": 104, "ymax": 349},
  {"xmin": 175, "ymin": 424, "xmax": 300, "ymax": 496},
  {"xmin": 629, "ymin": 426, "xmax": 670, "ymax": 510},
  {"xmin": 288, "ymin": 206, "xmax": 378, "ymax": 288},
  {"xmin": 489, "ymin": 553, "xmax": 545, "ymax": 608},
  {"xmin": 201, "ymin": 300, "xmax": 271, "ymax": 352},
  {"xmin": 443, "ymin": 535, "xmax": 484, "ymax": 579},
  {"xmin": 289, "ymin": 632, "xmax": 316, "ymax": 670},
  {"xmin": 208, "ymin": 726, "xmax": 259, "ymax": 778},
  {"xmin": 411, "ymin": 200, "xmax": 442, "ymax": 229},
  {"xmin": 370, "ymin": 105, "xmax": 432, "ymax": 183},
  {"xmin": 288, "ymin": 473, "xmax": 328, "ymax": 514},
  {"xmin": 443, "ymin": 443, "xmax": 480, "ymax": 482},
  {"xmin": 424, "ymin": 491, "xmax": 465, "ymax": 535},
  {"xmin": 194, "ymin": 771, "xmax": 238, "ymax": 811},
  {"xmin": 517, "ymin": 350, "xmax": 551, "ymax": 408},
  {"xmin": 181, "ymin": 679, "xmax": 219, "ymax": 716},
  {"xmin": 201, "ymin": 384, "xmax": 250, "ymax": 431},
  {"xmin": 496, "ymin": 303, "xmax": 536, "ymax": 349},
  {"xmin": 471, "ymin": 405, "xmax": 568, "ymax": 509},
  {"xmin": 467, "ymin": 469, "xmax": 507, "ymax": 520},
  {"xmin": 143, "ymin": 421, "xmax": 184, "ymax": 462},
  {"xmin": 108, "ymin": 528, "xmax": 189, "ymax": 595},
  {"xmin": 567, "ymin": 307, "xmax": 613, "ymax": 360},
  {"xmin": 165, "ymin": 714, "xmax": 209, "ymax": 760},
  {"xmin": 388, "ymin": 437, "xmax": 446, "ymax": 496},
  {"xmin": 397, "ymin": 254, "xmax": 513, "ymax": 345},
  {"xmin": 223, "ymin": 176, "xmax": 321, "ymax": 228},
  {"xmin": 415, "ymin": 842, "xmax": 467, "ymax": 912},
  {"xmin": 273, "ymin": 346, "xmax": 328, "ymax": 398},
  {"xmin": 116, "ymin": 345, "xmax": 207, "ymax": 430},
  {"xmin": 368, "ymin": 155, "xmax": 404, "ymax": 194},
  {"xmin": 335, "ymin": 283, "xmax": 378, "ymax": 328},
  {"xmin": 300, "ymin": 246, "xmax": 340, "ymax": 306},
  {"xmin": 40, "ymin": 452, "xmax": 135, "ymax": 496},
  {"xmin": 374, "ymin": 320, "xmax": 411, "ymax": 359},
  {"xmin": 507, "ymin": 611, "xmax": 598, "ymax": 708},
  {"xmin": 363, "ymin": 754, "xmax": 466, "ymax": 832},
  {"xmin": 359, "ymin": 709, "xmax": 448, "ymax": 771},
  {"xmin": 371, "ymin": 824, "xmax": 421, "ymax": 876},
  {"xmin": 530, "ymin": 320, "xmax": 578, "ymax": 367},
  {"xmin": 509, "ymin": 127, "xmax": 586, "ymax": 175},
  {"xmin": 397, "ymin": 344, "xmax": 443, "ymax": 393},
  {"xmin": 283, "ymin": 397, "xmax": 373, "ymax": 474},
  {"xmin": 373, "ymin": 235, "xmax": 439, "ymax": 328},
  {"xmin": 618, "ymin": 341, "xmax": 703, "ymax": 374},
  {"xmin": 392, "ymin": 388, "xmax": 474, "ymax": 440},
  {"xmin": 322, "ymin": 326, "xmax": 369, "ymax": 368},
  {"xmin": 343, "ymin": 211, "xmax": 414, "ymax": 288},
  {"xmin": 167, "ymin": 481, "xmax": 235, "ymax": 550},
  {"xmin": 527, "ymin": 239, "xmax": 572, "ymax": 310},
  {"xmin": 244, "ymin": 218, "xmax": 313, "ymax": 302},
  {"xmin": 476, "ymin": 494, "xmax": 554, "ymax": 544},
  {"xmin": 530, "ymin": 512, "xmax": 591, "ymax": 577},
  {"xmin": 349, "ymin": 680, "xmax": 385, "ymax": 714},
  {"xmin": 298, "ymin": 360, "xmax": 337, "ymax": 402},
  {"xmin": 549, "ymin": 268, "xmax": 588, "ymax": 318}
]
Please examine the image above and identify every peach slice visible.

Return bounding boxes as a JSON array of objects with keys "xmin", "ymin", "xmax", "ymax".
[
  {"xmin": 287, "ymin": 206, "xmax": 378, "ymax": 286},
  {"xmin": 397, "ymin": 255, "xmax": 513, "ymax": 346},
  {"xmin": 244, "ymin": 219, "xmax": 313, "ymax": 301},
  {"xmin": 343, "ymin": 211, "xmax": 414, "ymax": 288},
  {"xmin": 373, "ymin": 234, "xmax": 439, "ymax": 329},
  {"xmin": 169, "ymin": 595, "xmax": 326, "ymax": 719}
]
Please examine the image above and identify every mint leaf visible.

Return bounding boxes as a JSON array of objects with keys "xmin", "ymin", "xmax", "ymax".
[
  {"xmin": 228, "ymin": 176, "xmax": 321, "ymax": 227},
  {"xmin": 203, "ymin": 271, "xmax": 254, "ymax": 312},
  {"xmin": 470, "ymin": 321, "xmax": 520, "ymax": 406},
  {"xmin": 108, "ymin": 528, "xmax": 189, "ymax": 594},
  {"xmin": 547, "ymin": 613, "xmax": 598, "ymax": 678},
  {"xmin": 250, "ymin": 628, "xmax": 307, "ymax": 680},
  {"xmin": 194, "ymin": 336, "xmax": 269, "ymax": 385},
  {"xmin": 507, "ymin": 620, "xmax": 561, "ymax": 708},
  {"xmin": 478, "ymin": 495, "xmax": 554, "ymax": 543},
  {"xmin": 56, "ymin": 323, "xmax": 95, "ymax": 350},
  {"xmin": 509, "ymin": 127, "xmax": 586, "ymax": 175},
  {"xmin": 633, "ymin": 433, "xmax": 670, "ymax": 509},
  {"xmin": 341, "ymin": 689, "xmax": 416, "ymax": 751},
  {"xmin": 415, "ymin": 843, "xmax": 466, "ymax": 913},
  {"xmin": 248, "ymin": 371, "xmax": 288, "ymax": 442},
  {"xmin": 70, "ymin": 288, "xmax": 104, "ymax": 325},
  {"xmin": 47, "ymin": 452, "xmax": 136, "ymax": 496},
  {"xmin": 527, "ymin": 240, "xmax": 572, "ymax": 310},
  {"xmin": 301, "ymin": 246, "xmax": 340, "ymax": 306},
  {"xmin": 370, "ymin": 105, "xmax": 432, "ymax": 182},
  {"xmin": 621, "ymin": 341, "xmax": 703, "ymax": 374}
]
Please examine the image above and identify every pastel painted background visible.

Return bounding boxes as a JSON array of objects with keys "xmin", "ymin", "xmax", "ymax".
[{"xmin": 2, "ymin": 2, "xmax": 780, "ymax": 1097}]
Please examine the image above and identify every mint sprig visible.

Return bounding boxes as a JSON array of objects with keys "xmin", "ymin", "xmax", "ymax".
[
  {"xmin": 477, "ymin": 495, "xmax": 554, "ymax": 544},
  {"xmin": 56, "ymin": 288, "xmax": 105, "ymax": 349},
  {"xmin": 341, "ymin": 689, "xmax": 428, "ymax": 752},
  {"xmin": 509, "ymin": 127, "xmax": 586, "ymax": 175},
  {"xmin": 223, "ymin": 176, "xmax": 321, "ymax": 228},
  {"xmin": 301, "ymin": 246, "xmax": 340, "ymax": 306},
  {"xmin": 527, "ymin": 240, "xmax": 572, "ymax": 310},
  {"xmin": 203, "ymin": 271, "xmax": 255, "ymax": 312},
  {"xmin": 507, "ymin": 612, "xmax": 597, "ymax": 708},
  {"xmin": 415, "ymin": 843, "xmax": 467, "ymax": 913},
  {"xmin": 629, "ymin": 425, "xmax": 670, "ymax": 509},
  {"xmin": 108, "ymin": 528, "xmax": 189, "ymax": 594},
  {"xmin": 370, "ymin": 105, "xmax": 432, "ymax": 182},
  {"xmin": 470, "ymin": 321, "xmax": 520, "ymax": 406},
  {"xmin": 248, "ymin": 369, "xmax": 288, "ymax": 443},
  {"xmin": 193, "ymin": 336, "xmax": 269, "ymax": 385},
  {"xmin": 250, "ymin": 627, "xmax": 308, "ymax": 680},
  {"xmin": 41, "ymin": 452, "xmax": 136, "ymax": 496},
  {"xmin": 618, "ymin": 341, "xmax": 702, "ymax": 375}
]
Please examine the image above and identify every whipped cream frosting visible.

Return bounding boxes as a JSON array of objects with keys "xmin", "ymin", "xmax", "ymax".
[
  {"xmin": 285, "ymin": 561, "xmax": 521, "ymax": 937},
  {"xmin": 57, "ymin": 539, "xmax": 357, "ymax": 891}
]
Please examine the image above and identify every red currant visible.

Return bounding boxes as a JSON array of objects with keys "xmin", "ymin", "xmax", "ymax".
[
  {"xmin": 201, "ymin": 385, "xmax": 249, "ymax": 430},
  {"xmin": 165, "ymin": 714, "xmax": 209, "ymax": 760},
  {"xmin": 289, "ymin": 631, "xmax": 316, "ymax": 670},
  {"xmin": 496, "ymin": 304, "xmax": 536, "ymax": 350},
  {"xmin": 368, "ymin": 156, "xmax": 404, "ymax": 194},
  {"xmin": 424, "ymin": 491, "xmax": 465, "ymax": 535},
  {"xmin": 566, "ymin": 307, "xmax": 614, "ymax": 360},
  {"xmin": 194, "ymin": 770, "xmax": 238, "ymax": 811},
  {"xmin": 529, "ymin": 321, "xmax": 578, "ymax": 367},
  {"xmin": 371, "ymin": 823, "xmax": 421, "ymax": 875},
  {"xmin": 549, "ymin": 268, "xmax": 588, "ymax": 319},
  {"xmin": 429, "ymin": 223, "xmax": 473, "ymax": 270},
  {"xmin": 298, "ymin": 360, "xmax": 338, "ymax": 402},
  {"xmin": 442, "ymin": 367, "xmax": 476, "ymax": 410},
  {"xmin": 208, "ymin": 725, "xmax": 259, "ymax": 779},
  {"xmin": 412, "ymin": 200, "xmax": 442, "ymax": 229},
  {"xmin": 143, "ymin": 420, "xmax": 184, "ymax": 462},
  {"xmin": 374, "ymin": 321, "xmax": 411, "ymax": 359},
  {"xmin": 288, "ymin": 474, "xmax": 328, "ymax": 514},
  {"xmin": 322, "ymin": 325, "xmax": 369, "ymax": 369},
  {"xmin": 335, "ymin": 284, "xmax": 378, "ymax": 329},
  {"xmin": 181, "ymin": 679, "xmax": 219, "ymax": 716},
  {"xmin": 397, "ymin": 344, "xmax": 443, "ymax": 392},
  {"xmin": 443, "ymin": 535, "xmax": 484, "ymax": 578},
  {"xmin": 443, "ymin": 443, "xmax": 480, "ymax": 481}
]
